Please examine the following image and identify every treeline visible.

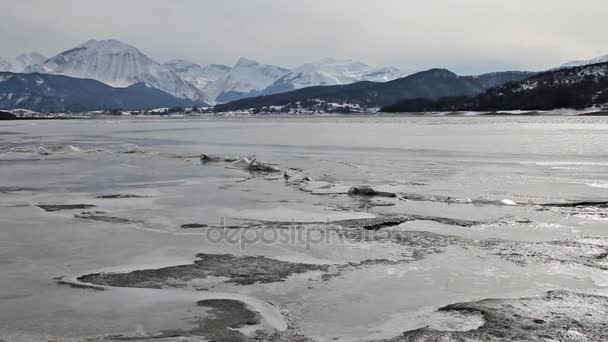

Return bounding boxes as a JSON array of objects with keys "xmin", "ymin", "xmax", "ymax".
[{"xmin": 382, "ymin": 63, "xmax": 608, "ymax": 112}]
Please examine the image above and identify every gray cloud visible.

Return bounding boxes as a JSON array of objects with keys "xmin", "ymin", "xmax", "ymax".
[{"xmin": 1, "ymin": 0, "xmax": 606, "ymax": 74}]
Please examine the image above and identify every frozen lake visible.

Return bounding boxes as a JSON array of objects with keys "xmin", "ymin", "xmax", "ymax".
[{"xmin": 1, "ymin": 115, "xmax": 608, "ymax": 341}]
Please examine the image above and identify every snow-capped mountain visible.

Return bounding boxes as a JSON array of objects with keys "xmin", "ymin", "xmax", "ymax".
[
  {"xmin": 204, "ymin": 58, "xmax": 292, "ymax": 103},
  {"xmin": 0, "ymin": 52, "xmax": 46, "ymax": 72},
  {"xmin": 559, "ymin": 53, "xmax": 608, "ymax": 69},
  {"xmin": 287, "ymin": 58, "xmax": 409, "ymax": 88},
  {"xmin": 26, "ymin": 39, "xmax": 210, "ymax": 104},
  {"xmin": 203, "ymin": 57, "xmax": 411, "ymax": 103},
  {"xmin": 261, "ymin": 58, "xmax": 411, "ymax": 100},
  {"xmin": 12, "ymin": 52, "xmax": 46, "ymax": 72},
  {"xmin": 164, "ymin": 59, "xmax": 231, "ymax": 92}
]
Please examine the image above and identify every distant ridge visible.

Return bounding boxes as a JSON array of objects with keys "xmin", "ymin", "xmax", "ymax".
[
  {"xmin": 381, "ymin": 62, "xmax": 608, "ymax": 112},
  {"xmin": 559, "ymin": 53, "xmax": 608, "ymax": 69},
  {"xmin": 214, "ymin": 69, "xmax": 534, "ymax": 112},
  {"xmin": 0, "ymin": 72, "xmax": 193, "ymax": 112}
]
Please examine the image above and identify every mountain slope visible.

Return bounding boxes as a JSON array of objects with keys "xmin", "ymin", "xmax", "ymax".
[
  {"xmin": 164, "ymin": 59, "xmax": 231, "ymax": 94},
  {"xmin": 0, "ymin": 53, "xmax": 46, "ymax": 72},
  {"xmin": 560, "ymin": 54, "xmax": 608, "ymax": 69},
  {"xmin": 0, "ymin": 72, "xmax": 193, "ymax": 112},
  {"xmin": 204, "ymin": 58, "xmax": 291, "ymax": 103},
  {"xmin": 214, "ymin": 69, "xmax": 534, "ymax": 112},
  {"xmin": 0, "ymin": 58, "xmax": 10, "ymax": 72},
  {"xmin": 382, "ymin": 63, "xmax": 608, "ymax": 112},
  {"xmin": 12, "ymin": 52, "xmax": 46, "ymax": 72},
  {"xmin": 26, "ymin": 39, "xmax": 210, "ymax": 104},
  {"xmin": 266, "ymin": 58, "xmax": 410, "ymax": 93}
]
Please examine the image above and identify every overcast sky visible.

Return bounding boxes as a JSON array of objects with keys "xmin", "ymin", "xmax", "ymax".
[{"xmin": 2, "ymin": 0, "xmax": 607, "ymax": 74}]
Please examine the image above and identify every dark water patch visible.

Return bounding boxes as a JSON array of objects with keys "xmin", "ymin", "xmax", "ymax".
[
  {"xmin": 360, "ymin": 217, "xmax": 411, "ymax": 231},
  {"xmin": 95, "ymin": 194, "xmax": 149, "ymax": 199},
  {"xmin": 579, "ymin": 111, "xmax": 608, "ymax": 116},
  {"xmin": 393, "ymin": 291, "xmax": 608, "ymax": 342},
  {"xmin": 74, "ymin": 211, "xmax": 141, "ymax": 224},
  {"xmin": 129, "ymin": 181, "xmax": 185, "ymax": 189},
  {"xmin": 169, "ymin": 154, "xmax": 201, "ymax": 159},
  {"xmin": 77, "ymin": 254, "xmax": 328, "ymax": 289},
  {"xmin": 348, "ymin": 186, "xmax": 397, "ymax": 198},
  {"xmin": 411, "ymin": 214, "xmax": 485, "ymax": 227},
  {"xmin": 0, "ymin": 186, "xmax": 37, "ymax": 193},
  {"xmin": 105, "ymin": 299, "xmax": 261, "ymax": 341},
  {"xmin": 200, "ymin": 154, "xmax": 240, "ymax": 163},
  {"xmin": 336, "ymin": 215, "xmax": 484, "ymax": 231},
  {"xmin": 181, "ymin": 223, "xmax": 209, "ymax": 229},
  {"xmin": 540, "ymin": 200, "xmax": 608, "ymax": 208},
  {"xmin": 37, "ymin": 204, "xmax": 96, "ymax": 212},
  {"xmin": 0, "ymin": 157, "xmax": 76, "ymax": 165}
]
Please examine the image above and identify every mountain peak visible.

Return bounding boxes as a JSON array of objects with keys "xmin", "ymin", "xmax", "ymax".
[
  {"xmin": 204, "ymin": 64, "xmax": 232, "ymax": 71},
  {"xmin": 235, "ymin": 58, "xmax": 260, "ymax": 68},
  {"xmin": 315, "ymin": 57, "xmax": 366, "ymax": 66},
  {"xmin": 164, "ymin": 59, "xmax": 199, "ymax": 71},
  {"xmin": 413, "ymin": 68, "xmax": 457, "ymax": 78},
  {"xmin": 27, "ymin": 39, "xmax": 210, "ymax": 103},
  {"xmin": 78, "ymin": 39, "xmax": 137, "ymax": 52},
  {"xmin": 15, "ymin": 52, "xmax": 46, "ymax": 63},
  {"xmin": 318, "ymin": 57, "xmax": 350, "ymax": 64},
  {"xmin": 165, "ymin": 59, "xmax": 193, "ymax": 65}
]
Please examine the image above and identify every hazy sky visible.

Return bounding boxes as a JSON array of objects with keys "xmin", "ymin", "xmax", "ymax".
[{"xmin": 2, "ymin": 0, "xmax": 607, "ymax": 74}]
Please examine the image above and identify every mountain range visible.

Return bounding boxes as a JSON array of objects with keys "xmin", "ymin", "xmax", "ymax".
[
  {"xmin": 1, "ymin": 38, "xmax": 607, "ymax": 113},
  {"xmin": 164, "ymin": 57, "xmax": 412, "ymax": 103},
  {"xmin": 381, "ymin": 62, "xmax": 608, "ymax": 112},
  {"xmin": 1, "ymin": 39, "xmax": 413, "ymax": 107},
  {"xmin": 214, "ymin": 69, "xmax": 534, "ymax": 112}
]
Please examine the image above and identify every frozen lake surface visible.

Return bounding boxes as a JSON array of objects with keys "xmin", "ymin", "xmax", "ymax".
[{"xmin": 1, "ymin": 115, "xmax": 608, "ymax": 341}]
